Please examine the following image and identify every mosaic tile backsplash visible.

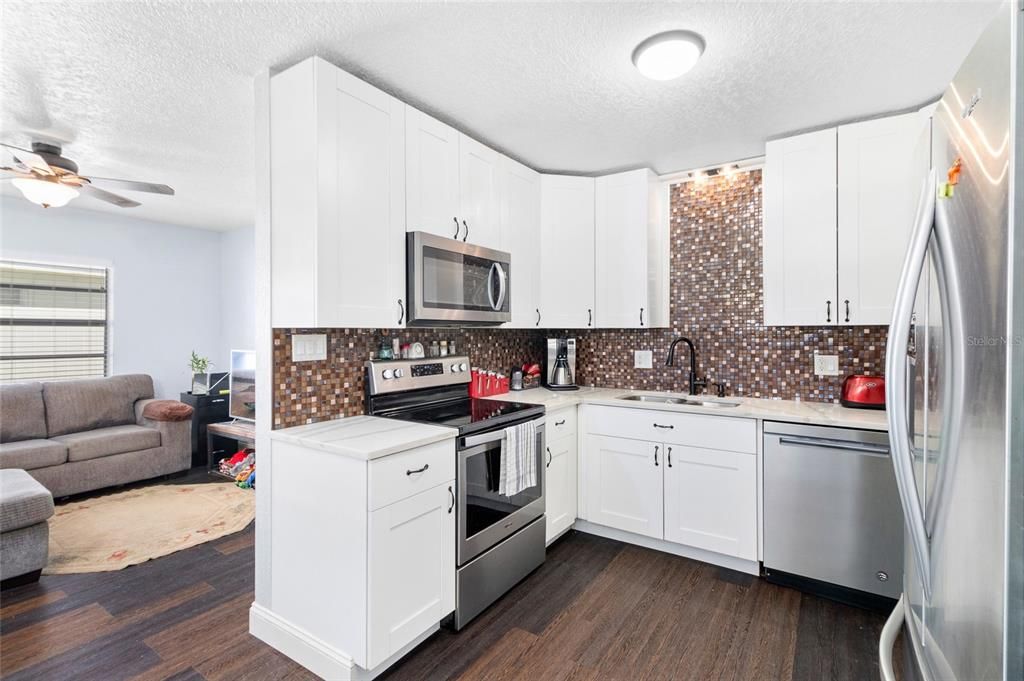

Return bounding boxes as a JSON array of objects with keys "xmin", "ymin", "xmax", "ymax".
[{"xmin": 273, "ymin": 169, "xmax": 887, "ymax": 428}]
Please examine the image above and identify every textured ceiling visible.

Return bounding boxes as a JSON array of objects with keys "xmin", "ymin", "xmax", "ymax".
[{"xmin": 0, "ymin": 1, "xmax": 1001, "ymax": 231}]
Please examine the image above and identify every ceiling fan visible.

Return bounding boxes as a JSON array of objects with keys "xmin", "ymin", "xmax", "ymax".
[{"xmin": 0, "ymin": 141, "xmax": 174, "ymax": 209}]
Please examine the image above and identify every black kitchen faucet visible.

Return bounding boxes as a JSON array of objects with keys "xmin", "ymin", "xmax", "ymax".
[{"xmin": 666, "ymin": 337, "xmax": 708, "ymax": 396}]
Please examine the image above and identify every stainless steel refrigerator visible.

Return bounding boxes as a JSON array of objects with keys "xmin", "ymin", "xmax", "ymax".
[{"xmin": 879, "ymin": 3, "xmax": 1022, "ymax": 680}]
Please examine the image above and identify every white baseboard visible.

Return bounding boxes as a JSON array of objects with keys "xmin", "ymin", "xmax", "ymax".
[
  {"xmin": 573, "ymin": 520, "xmax": 761, "ymax": 576},
  {"xmin": 249, "ymin": 603, "xmax": 439, "ymax": 681}
]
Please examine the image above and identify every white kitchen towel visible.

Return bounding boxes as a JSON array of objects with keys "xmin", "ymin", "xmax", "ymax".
[{"xmin": 498, "ymin": 419, "xmax": 537, "ymax": 497}]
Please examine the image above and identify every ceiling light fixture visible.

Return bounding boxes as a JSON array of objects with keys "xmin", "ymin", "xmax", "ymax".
[
  {"xmin": 632, "ymin": 30, "xmax": 706, "ymax": 81},
  {"xmin": 12, "ymin": 177, "xmax": 79, "ymax": 208}
]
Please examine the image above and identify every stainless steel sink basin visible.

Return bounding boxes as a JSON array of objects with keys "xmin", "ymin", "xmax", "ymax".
[
  {"xmin": 617, "ymin": 394, "xmax": 741, "ymax": 408},
  {"xmin": 616, "ymin": 395, "xmax": 687, "ymax": 404}
]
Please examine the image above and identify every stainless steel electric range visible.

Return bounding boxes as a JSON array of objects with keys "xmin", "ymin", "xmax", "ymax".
[{"xmin": 365, "ymin": 355, "xmax": 546, "ymax": 629}]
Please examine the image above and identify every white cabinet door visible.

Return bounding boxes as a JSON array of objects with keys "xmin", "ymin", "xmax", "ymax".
[
  {"xmin": 595, "ymin": 169, "xmax": 655, "ymax": 328},
  {"xmin": 545, "ymin": 433, "xmax": 577, "ymax": 543},
  {"xmin": 319, "ymin": 68, "xmax": 407, "ymax": 328},
  {"xmin": 583, "ymin": 434, "xmax": 662, "ymax": 539},
  {"xmin": 458, "ymin": 134, "xmax": 503, "ymax": 249},
  {"xmin": 502, "ymin": 157, "xmax": 542, "ymax": 328},
  {"xmin": 663, "ymin": 445, "xmax": 756, "ymax": 560},
  {"xmin": 838, "ymin": 112, "xmax": 930, "ymax": 325},
  {"xmin": 368, "ymin": 481, "xmax": 455, "ymax": 669},
  {"xmin": 540, "ymin": 174, "xmax": 595, "ymax": 329},
  {"xmin": 406, "ymin": 107, "xmax": 460, "ymax": 240},
  {"xmin": 763, "ymin": 127, "xmax": 839, "ymax": 326}
]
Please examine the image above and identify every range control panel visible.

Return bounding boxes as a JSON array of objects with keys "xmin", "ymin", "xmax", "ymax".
[{"xmin": 366, "ymin": 355, "xmax": 471, "ymax": 395}]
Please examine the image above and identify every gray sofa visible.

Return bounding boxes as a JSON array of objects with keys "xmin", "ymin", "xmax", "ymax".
[
  {"xmin": 0, "ymin": 468, "xmax": 54, "ymax": 584},
  {"xmin": 0, "ymin": 374, "xmax": 192, "ymax": 498}
]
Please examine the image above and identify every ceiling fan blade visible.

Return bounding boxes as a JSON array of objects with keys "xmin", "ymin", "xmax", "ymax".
[
  {"xmin": 83, "ymin": 176, "xmax": 174, "ymax": 195},
  {"xmin": 0, "ymin": 142, "xmax": 55, "ymax": 176},
  {"xmin": 79, "ymin": 183, "xmax": 141, "ymax": 208},
  {"xmin": 0, "ymin": 166, "xmax": 35, "ymax": 179}
]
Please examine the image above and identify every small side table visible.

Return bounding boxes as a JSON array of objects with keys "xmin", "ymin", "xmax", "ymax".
[
  {"xmin": 207, "ymin": 420, "xmax": 256, "ymax": 480},
  {"xmin": 180, "ymin": 391, "xmax": 230, "ymax": 468}
]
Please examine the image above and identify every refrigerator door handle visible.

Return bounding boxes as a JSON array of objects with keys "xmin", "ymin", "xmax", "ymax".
[
  {"xmin": 885, "ymin": 168, "xmax": 935, "ymax": 599},
  {"xmin": 878, "ymin": 594, "xmax": 905, "ymax": 681}
]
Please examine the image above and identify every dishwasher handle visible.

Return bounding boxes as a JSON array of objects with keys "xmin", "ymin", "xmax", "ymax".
[{"xmin": 777, "ymin": 435, "xmax": 890, "ymax": 457}]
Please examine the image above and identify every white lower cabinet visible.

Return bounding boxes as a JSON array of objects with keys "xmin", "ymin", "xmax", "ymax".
[
  {"xmin": 580, "ymin": 406, "xmax": 758, "ymax": 564},
  {"xmin": 545, "ymin": 422, "xmax": 578, "ymax": 544},
  {"xmin": 663, "ymin": 445, "xmax": 757, "ymax": 560},
  {"xmin": 583, "ymin": 434, "xmax": 663, "ymax": 539},
  {"xmin": 368, "ymin": 481, "xmax": 455, "ymax": 668}
]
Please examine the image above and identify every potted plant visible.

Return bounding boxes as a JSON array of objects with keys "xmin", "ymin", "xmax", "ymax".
[{"xmin": 190, "ymin": 351, "xmax": 213, "ymax": 395}]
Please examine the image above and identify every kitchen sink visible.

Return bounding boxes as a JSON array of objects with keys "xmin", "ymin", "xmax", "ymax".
[{"xmin": 616, "ymin": 394, "xmax": 741, "ymax": 408}]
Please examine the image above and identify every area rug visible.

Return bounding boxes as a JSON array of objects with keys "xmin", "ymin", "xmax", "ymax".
[{"xmin": 44, "ymin": 483, "xmax": 255, "ymax": 574}]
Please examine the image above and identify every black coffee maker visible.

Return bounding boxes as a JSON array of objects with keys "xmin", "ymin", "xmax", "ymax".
[{"xmin": 544, "ymin": 338, "xmax": 579, "ymax": 391}]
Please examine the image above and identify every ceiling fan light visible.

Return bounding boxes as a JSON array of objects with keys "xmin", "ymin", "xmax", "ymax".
[
  {"xmin": 632, "ymin": 30, "xmax": 705, "ymax": 81},
  {"xmin": 12, "ymin": 177, "xmax": 79, "ymax": 208}
]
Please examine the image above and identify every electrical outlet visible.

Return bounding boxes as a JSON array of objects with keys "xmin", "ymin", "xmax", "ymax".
[
  {"xmin": 293, "ymin": 334, "xmax": 327, "ymax": 362},
  {"xmin": 634, "ymin": 350, "xmax": 653, "ymax": 369},
  {"xmin": 814, "ymin": 353, "xmax": 840, "ymax": 376}
]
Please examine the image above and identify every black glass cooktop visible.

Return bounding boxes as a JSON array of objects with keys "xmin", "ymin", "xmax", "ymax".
[{"xmin": 387, "ymin": 397, "xmax": 544, "ymax": 436}]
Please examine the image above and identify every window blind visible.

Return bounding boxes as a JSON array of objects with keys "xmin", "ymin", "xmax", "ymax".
[{"xmin": 0, "ymin": 260, "xmax": 109, "ymax": 382}]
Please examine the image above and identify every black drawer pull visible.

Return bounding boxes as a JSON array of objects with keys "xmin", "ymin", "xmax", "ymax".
[
  {"xmin": 653, "ymin": 423, "xmax": 674, "ymax": 429},
  {"xmin": 406, "ymin": 464, "xmax": 429, "ymax": 475},
  {"xmin": 554, "ymin": 419, "xmax": 566, "ymax": 426}
]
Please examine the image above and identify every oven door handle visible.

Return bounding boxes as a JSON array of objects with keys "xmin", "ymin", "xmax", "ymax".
[{"xmin": 461, "ymin": 421, "xmax": 545, "ymax": 450}]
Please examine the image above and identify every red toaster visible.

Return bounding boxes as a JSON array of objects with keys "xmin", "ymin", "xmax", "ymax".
[{"xmin": 840, "ymin": 374, "xmax": 886, "ymax": 409}]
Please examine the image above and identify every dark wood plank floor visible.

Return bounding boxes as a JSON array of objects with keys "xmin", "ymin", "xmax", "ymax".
[{"xmin": 0, "ymin": 473, "xmax": 890, "ymax": 681}]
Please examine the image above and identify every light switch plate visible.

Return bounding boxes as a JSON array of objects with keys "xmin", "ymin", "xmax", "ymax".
[
  {"xmin": 293, "ymin": 333, "xmax": 327, "ymax": 362},
  {"xmin": 634, "ymin": 350, "xmax": 653, "ymax": 369},
  {"xmin": 814, "ymin": 353, "xmax": 840, "ymax": 376}
]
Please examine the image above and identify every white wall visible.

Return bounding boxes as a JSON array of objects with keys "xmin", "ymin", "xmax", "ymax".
[
  {"xmin": 219, "ymin": 224, "xmax": 256, "ymax": 366},
  {"xmin": 0, "ymin": 197, "xmax": 252, "ymax": 399}
]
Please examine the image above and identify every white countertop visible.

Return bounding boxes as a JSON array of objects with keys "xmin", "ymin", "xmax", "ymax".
[
  {"xmin": 270, "ymin": 415, "xmax": 457, "ymax": 460},
  {"xmin": 492, "ymin": 386, "xmax": 889, "ymax": 431}
]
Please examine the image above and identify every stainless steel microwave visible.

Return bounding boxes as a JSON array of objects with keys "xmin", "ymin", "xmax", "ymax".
[{"xmin": 406, "ymin": 231, "xmax": 511, "ymax": 326}]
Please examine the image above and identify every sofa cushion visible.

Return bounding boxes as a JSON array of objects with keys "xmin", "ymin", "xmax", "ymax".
[
  {"xmin": 0, "ymin": 468, "xmax": 54, "ymax": 532},
  {"xmin": 0, "ymin": 382, "xmax": 47, "ymax": 442},
  {"xmin": 53, "ymin": 425, "xmax": 162, "ymax": 463},
  {"xmin": 0, "ymin": 439, "xmax": 68, "ymax": 471},
  {"xmin": 43, "ymin": 374, "xmax": 155, "ymax": 437}
]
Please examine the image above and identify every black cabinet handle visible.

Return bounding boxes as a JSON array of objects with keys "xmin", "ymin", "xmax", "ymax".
[
  {"xmin": 406, "ymin": 464, "xmax": 429, "ymax": 475},
  {"xmin": 640, "ymin": 307, "xmax": 644, "ymax": 326},
  {"xmin": 826, "ymin": 300, "xmax": 832, "ymax": 323},
  {"xmin": 653, "ymin": 423, "xmax": 674, "ymax": 429},
  {"xmin": 588, "ymin": 308, "xmax": 592, "ymax": 327},
  {"xmin": 844, "ymin": 299, "xmax": 850, "ymax": 323},
  {"xmin": 554, "ymin": 419, "xmax": 565, "ymax": 426},
  {"xmin": 461, "ymin": 220, "xmax": 469, "ymax": 242},
  {"xmin": 654, "ymin": 445, "xmax": 659, "ymax": 466},
  {"xmin": 546, "ymin": 446, "xmax": 552, "ymax": 468},
  {"xmin": 447, "ymin": 485, "xmax": 455, "ymax": 513},
  {"xmin": 398, "ymin": 299, "xmax": 405, "ymax": 325},
  {"xmin": 453, "ymin": 217, "xmax": 460, "ymax": 239},
  {"xmin": 667, "ymin": 446, "xmax": 673, "ymax": 468},
  {"xmin": 536, "ymin": 308, "xmax": 541, "ymax": 327}
]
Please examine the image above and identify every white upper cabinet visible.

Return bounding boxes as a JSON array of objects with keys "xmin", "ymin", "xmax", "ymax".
[
  {"xmin": 595, "ymin": 169, "xmax": 663, "ymax": 328},
  {"xmin": 406, "ymin": 107, "xmax": 461, "ymax": 240},
  {"xmin": 763, "ymin": 127, "xmax": 839, "ymax": 326},
  {"xmin": 406, "ymin": 106, "xmax": 504, "ymax": 249},
  {"xmin": 540, "ymin": 174, "xmax": 596, "ymax": 329},
  {"xmin": 270, "ymin": 57, "xmax": 406, "ymax": 328},
  {"xmin": 458, "ymin": 135, "xmax": 503, "ymax": 249},
  {"xmin": 764, "ymin": 111, "xmax": 930, "ymax": 327},
  {"xmin": 837, "ymin": 112, "xmax": 930, "ymax": 325},
  {"xmin": 501, "ymin": 157, "xmax": 542, "ymax": 328}
]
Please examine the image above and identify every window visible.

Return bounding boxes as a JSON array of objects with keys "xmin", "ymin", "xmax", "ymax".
[{"xmin": 0, "ymin": 260, "xmax": 109, "ymax": 382}]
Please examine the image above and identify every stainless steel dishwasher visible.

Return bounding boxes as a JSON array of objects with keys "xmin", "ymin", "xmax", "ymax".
[{"xmin": 763, "ymin": 421, "xmax": 902, "ymax": 604}]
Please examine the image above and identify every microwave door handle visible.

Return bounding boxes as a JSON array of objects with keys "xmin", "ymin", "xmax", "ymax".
[
  {"xmin": 885, "ymin": 167, "xmax": 935, "ymax": 599},
  {"xmin": 486, "ymin": 263, "xmax": 499, "ymax": 311},
  {"xmin": 494, "ymin": 262, "xmax": 507, "ymax": 311}
]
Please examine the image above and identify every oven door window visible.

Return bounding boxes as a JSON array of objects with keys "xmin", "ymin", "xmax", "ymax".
[{"xmin": 462, "ymin": 436, "xmax": 542, "ymax": 539}]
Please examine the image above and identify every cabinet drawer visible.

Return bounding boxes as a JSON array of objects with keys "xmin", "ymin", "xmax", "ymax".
[
  {"xmin": 369, "ymin": 440, "xmax": 456, "ymax": 511},
  {"xmin": 546, "ymin": 407, "xmax": 577, "ymax": 441},
  {"xmin": 584, "ymin": 405, "xmax": 755, "ymax": 454}
]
